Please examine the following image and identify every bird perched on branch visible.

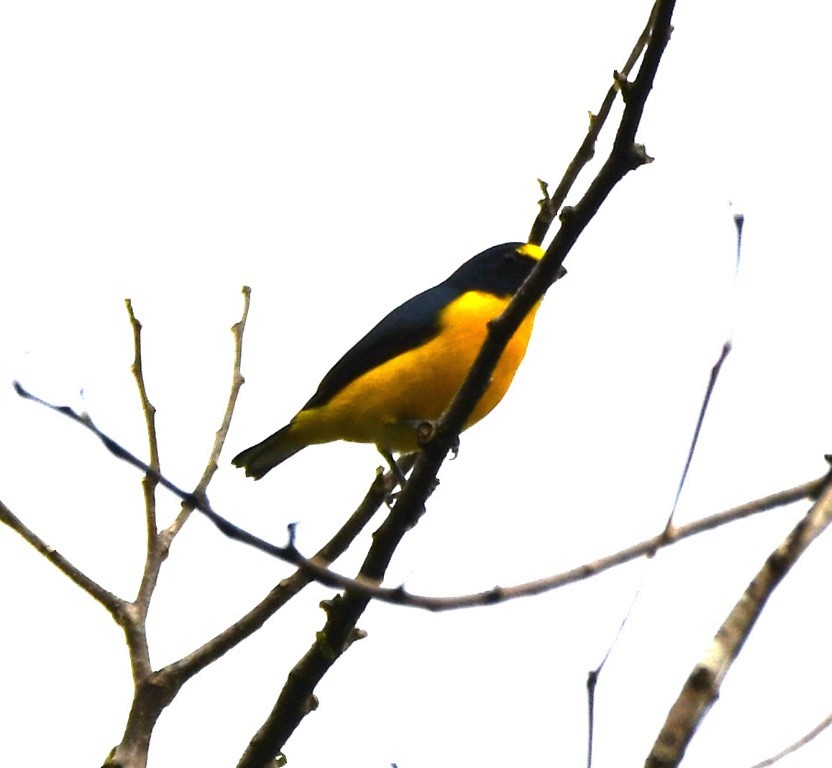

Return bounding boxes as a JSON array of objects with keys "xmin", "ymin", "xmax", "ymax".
[{"xmin": 232, "ymin": 241, "xmax": 557, "ymax": 480}]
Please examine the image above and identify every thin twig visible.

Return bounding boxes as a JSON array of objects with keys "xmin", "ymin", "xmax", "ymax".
[
  {"xmin": 748, "ymin": 710, "xmax": 832, "ymax": 768},
  {"xmin": 645, "ymin": 466, "xmax": 832, "ymax": 768},
  {"xmin": 664, "ymin": 213, "xmax": 744, "ymax": 531},
  {"xmin": 126, "ymin": 298, "xmax": 161, "ymax": 550},
  {"xmin": 587, "ymin": 205, "xmax": 746, "ymax": 768},
  {"xmin": 664, "ymin": 341, "xmax": 732, "ymax": 532},
  {"xmin": 125, "ymin": 297, "xmax": 163, "ymax": 684},
  {"xmin": 528, "ymin": 0, "xmax": 659, "ymax": 245},
  {"xmin": 166, "ymin": 285, "xmax": 251, "ymax": 539}
]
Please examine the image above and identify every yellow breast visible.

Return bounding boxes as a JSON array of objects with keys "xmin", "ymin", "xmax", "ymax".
[{"xmin": 292, "ymin": 291, "xmax": 542, "ymax": 452}]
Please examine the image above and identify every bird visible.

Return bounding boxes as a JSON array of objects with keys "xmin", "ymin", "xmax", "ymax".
[{"xmin": 232, "ymin": 241, "xmax": 555, "ymax": 480}]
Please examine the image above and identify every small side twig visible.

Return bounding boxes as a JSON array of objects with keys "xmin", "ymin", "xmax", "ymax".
[{"xmin": 528, "ymin": 0, "xmax": 659, "ymax": 245}]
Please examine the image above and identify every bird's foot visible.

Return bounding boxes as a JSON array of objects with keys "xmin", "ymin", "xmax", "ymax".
[{"xmin": 408, "ymin": 420, "xmax": 460, "ymax": 458}]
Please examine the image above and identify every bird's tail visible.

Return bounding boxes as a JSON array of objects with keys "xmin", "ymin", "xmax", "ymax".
[{"xmin": 231, "ymin": 423, "xmax": 305, "ymax": 480}]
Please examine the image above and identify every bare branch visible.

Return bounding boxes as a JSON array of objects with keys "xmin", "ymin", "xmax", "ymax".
[
  {"xmin": 646, "ymin": 467, "xmax": 832, "ymax": 768},
  {"xmin": 664, "ymin": 341, "xmax": 732, "ymax": 532},
  {"xmin": 102, "ymin": 464, "xmax": 406, "ymax": 768},
  {"xmin": 528, "ymin": 0, "xmax": 659, "ymax": 245},
  {"xmin": 401, "ymin": 0, "xmax": 677, "ymax": 545},
  {"xmin": 237, "ymin": 462, "xmax": 429, "ymax": 768},
  {"xmin": 399, "ymin": 473, "xmax": 820, "ymax": 610},
  {"xmin": 126, "ymin": 298, "xmax": 161, "ymax": 548},
  {"xmin": 161, "ymin": 458, "xmax": 410, "ymax": 685},
  {"xmin": 167, "ymin": 286, "xmax": 251, "ymax": 539},
  {"xmin": 106, "ymin": 288, "xmax": 251, "ymax": 768},
  {"xmin": 124, "ymin": 297, "xmax": 164, "ymax": 683},
  {"xmin": 748, "ymin": 710, "xmax": 832, "ymax": 768},
  {"xmin": 664, "ymin": 213, "xmax": 743, "ymax": 532},
  {"xmin": 0, "ymin": 498, "xmax": 126, "ymax": 619}
]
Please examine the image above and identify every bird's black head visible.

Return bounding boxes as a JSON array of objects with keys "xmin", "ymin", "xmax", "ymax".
[{"xmin": 445, "ymin": 242, "xmax": 544, "ymax": 298}]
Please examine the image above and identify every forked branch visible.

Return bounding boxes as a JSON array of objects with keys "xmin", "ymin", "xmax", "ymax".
[{"xmin": 646, "ymin": 465, "xmax": 832, "ymax": 768}]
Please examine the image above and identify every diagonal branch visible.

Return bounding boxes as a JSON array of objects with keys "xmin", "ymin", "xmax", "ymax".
[
  {"xmin": 236, "ymin": 466, "xmax": 426, "ymax": 768},
  {"xmin": 400, "ymin": 0, "xmax": 677, "ymax": 543},
  {"xmin": 411, "ymin": 473, "xmax": 822, "ymax": 610},
  {"xmin": 645, "ymin": 464, "xmax": 832, "ymax": 768},
  {"xmin": 161, "ymin": 457, "xmax": 411, "ymax": 686},
  {"xmin": 237, "ymin": 4, "xmax": 679, "ymax": 762},
  {"xmin": 0, "ymin": 498, "xmax": 126, "ymax": 619},
  {"xmin": 748, "ymin": 709, "xmax": 832, "ymax": 768},
  {"xmin": 528, "ymin": 0, "xmax": 659, "ymax": 245},
  {"xmin": 165, "ymin": 286, "xmax": 251, "ymax": 540}
]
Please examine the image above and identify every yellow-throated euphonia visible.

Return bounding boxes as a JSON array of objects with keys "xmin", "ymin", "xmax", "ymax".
[{"xmin": 232, "ymin": 242, "xmax": 551, "ymax": 479}]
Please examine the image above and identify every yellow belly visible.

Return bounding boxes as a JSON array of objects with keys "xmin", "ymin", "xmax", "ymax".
[{"xmin": 292, "ymin": 291, "xmax": 541, "ymax": 452}]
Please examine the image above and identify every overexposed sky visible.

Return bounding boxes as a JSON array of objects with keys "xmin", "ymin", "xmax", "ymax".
[{"xmin": 1, "ymin": 2, "xmax": 831, "ymax": 767}]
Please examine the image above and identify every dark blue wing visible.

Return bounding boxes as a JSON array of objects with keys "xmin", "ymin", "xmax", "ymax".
[{"xmin": 303, "ymin": 281, "xmax": 460, "ymax": 410}]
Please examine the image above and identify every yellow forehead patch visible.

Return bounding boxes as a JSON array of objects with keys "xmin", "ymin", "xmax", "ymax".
[{"xmin": 518, "ymin": 243, "xmax": 545, "ymax": 261}]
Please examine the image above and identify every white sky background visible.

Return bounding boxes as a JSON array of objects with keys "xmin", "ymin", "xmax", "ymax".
[{"xmin": 1, "ymin": 2, "xmax": 830, "ymax": 766}]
